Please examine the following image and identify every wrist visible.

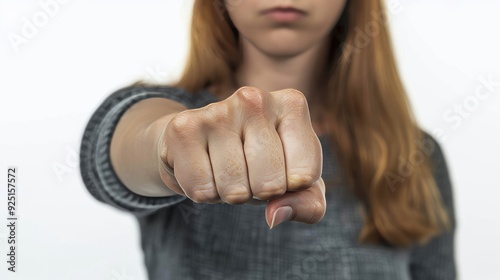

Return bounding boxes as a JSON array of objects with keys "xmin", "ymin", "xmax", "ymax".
[{"xmin": 147, "ymin": 112, "xmax": 181, "ymax": 195}]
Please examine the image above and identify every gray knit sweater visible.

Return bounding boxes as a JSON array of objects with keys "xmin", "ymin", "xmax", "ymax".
[{"xmin": 79, "ymin": 85, "xmax": 456, "ymax": 280}]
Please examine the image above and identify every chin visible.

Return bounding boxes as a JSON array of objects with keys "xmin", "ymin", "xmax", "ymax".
[
  {"xmin": 261, "ymin": 46, "xmax": 305, "ymax": 58},
  {"xmin": 258, "ymin": 30, "xmax": 316, "ymax": 57}
]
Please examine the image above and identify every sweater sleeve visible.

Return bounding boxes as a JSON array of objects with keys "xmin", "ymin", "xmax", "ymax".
[
  {"xmin": 409, "ymin": 132, "xmax": 457, "ymax": 280},
  {"xmin": 79, "ymin": 85, "xmax": 215, "ymax": 217}
]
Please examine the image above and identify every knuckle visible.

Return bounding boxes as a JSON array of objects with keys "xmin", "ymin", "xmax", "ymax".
[
  {"xmin": 168, "ymin": 111, "xmax": 196, "ymax": 137},
  {"xmin": 253, "ymin": 177, "xmax": 286, "ymax": 200},
  {"xmin": 185, "ymin": 183, "xmax": 218, "ymax": 203},
  {"xmin": 306, "ymin": 199, "xmax": 326, "ymax": 224},
  {"xmin": 221, "ymin": 184, "xmax": 251, "ymax": 204},
  {"xmin": 201, "ymin": 101, "xmax": 232, "ymax": 126},
  {"xmin": 235, "ymin": 86, "xmax": 266, "ymax": 111},
  {"xmin": 285, "ymin": 89, "xmax": 309, "ymax": 111},
  {"xmin": 288, "ymin": 171, "xmax": 320, "ymax": 190}
]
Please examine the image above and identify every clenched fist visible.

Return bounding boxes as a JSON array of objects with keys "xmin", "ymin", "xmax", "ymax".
[{"xmin": 158, "ymin": 87, "xmax": 326, "ymax": 228}]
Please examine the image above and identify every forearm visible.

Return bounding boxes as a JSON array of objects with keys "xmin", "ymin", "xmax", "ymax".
[{"xmin": 110, "ymin": 98, "xmax": 186, "ymax": 197}]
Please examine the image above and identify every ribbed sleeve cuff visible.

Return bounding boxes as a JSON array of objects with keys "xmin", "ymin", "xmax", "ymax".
[{"xmin": 79, "ymin": 85, "xmax": 212, "ymax": 217}]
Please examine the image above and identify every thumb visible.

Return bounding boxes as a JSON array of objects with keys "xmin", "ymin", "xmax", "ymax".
[{"xmin": 265, "ymin": 178, "xmax": 326, "ymax": 229}]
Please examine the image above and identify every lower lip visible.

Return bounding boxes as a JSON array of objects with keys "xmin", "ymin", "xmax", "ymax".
[{"xmin": 265, "ymin": 10, "xmax": 305, "ymax": 22}]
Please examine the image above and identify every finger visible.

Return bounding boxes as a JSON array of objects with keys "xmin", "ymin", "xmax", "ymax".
[
  {"xmin": 232, "ymin": 87, "xmax": 287, "ymax": 201},
  {"xmin": 271, "ymin": 89, "xmax": 323, "ymax": 191},
  {"xmin": 170, "ymin": 142, "xmax": 220, "ymax": 203},
  {"xmin": 207, "ymin": 130, "xmax": 252, "ymax": 204},
  {"xmin": 244, "ymin": 121, "xmax": 287, "ymax": 201},
  {"xmin": 158, "ymin": 125, "xmax": 184, "ymax": 195},
  {"xmin": 265, "ymin": 177, "xmax": 326, "ymax": 228},
  {"xmin": 158, "ymin": 157, "xmax": 185, "ymax": 196},
  {"xmin": 163, "ymin": 114, "xmax": 219, "ymax": 203}
]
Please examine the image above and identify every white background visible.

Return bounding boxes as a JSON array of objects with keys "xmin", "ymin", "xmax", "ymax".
[{"xmin": 0, "ymin": 0, "xmax": 499, "ymax": 279}]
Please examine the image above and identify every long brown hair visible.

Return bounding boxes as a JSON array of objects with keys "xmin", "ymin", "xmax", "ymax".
[{"xmin": 171, "ymin": 0, "xmax": 450, "ymax": 247}]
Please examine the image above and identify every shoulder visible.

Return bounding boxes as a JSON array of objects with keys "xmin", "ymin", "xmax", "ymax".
[
  {"xmin": 420, "ymin": 129, "xmax": 456, "ymax": 224},
  {"xmin": 418, "ymin": 129, "xmax": 450, "ymax": 191},
  {"xmin": 419, "ymin": 130, "xmax": 448, "ymax": 177}
]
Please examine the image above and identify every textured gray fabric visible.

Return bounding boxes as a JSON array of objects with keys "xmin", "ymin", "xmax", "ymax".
[{"xmin": 79, "ymin": 85, "xmax": 456, "ymax": 280}]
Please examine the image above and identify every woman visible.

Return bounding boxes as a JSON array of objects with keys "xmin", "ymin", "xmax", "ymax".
[{"xmin": 80, "ymin": 0, "xmax": 456, "ymax": 279}]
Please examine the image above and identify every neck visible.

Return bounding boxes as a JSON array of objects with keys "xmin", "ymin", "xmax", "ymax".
[
  {"xmin": 209, "ymin": 36, "xmax": 331, "ymax": 136},
  {"xmin": 233, "ymin": 37, "xmax": 330, "ymax": 99}
]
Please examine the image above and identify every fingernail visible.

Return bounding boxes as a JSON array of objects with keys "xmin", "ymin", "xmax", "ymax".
[{"xmin": 270, "ymin": 206, "xmax": 293, "ymax": 229}]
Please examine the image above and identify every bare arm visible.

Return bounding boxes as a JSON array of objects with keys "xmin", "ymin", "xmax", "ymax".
[
  {"xmin": 110, "ymin": 97, "xmax": 186, "ymax": 197},
  {"xmin": 107, "ymin": 86, "xmax": 326, "ymax": 228}
]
